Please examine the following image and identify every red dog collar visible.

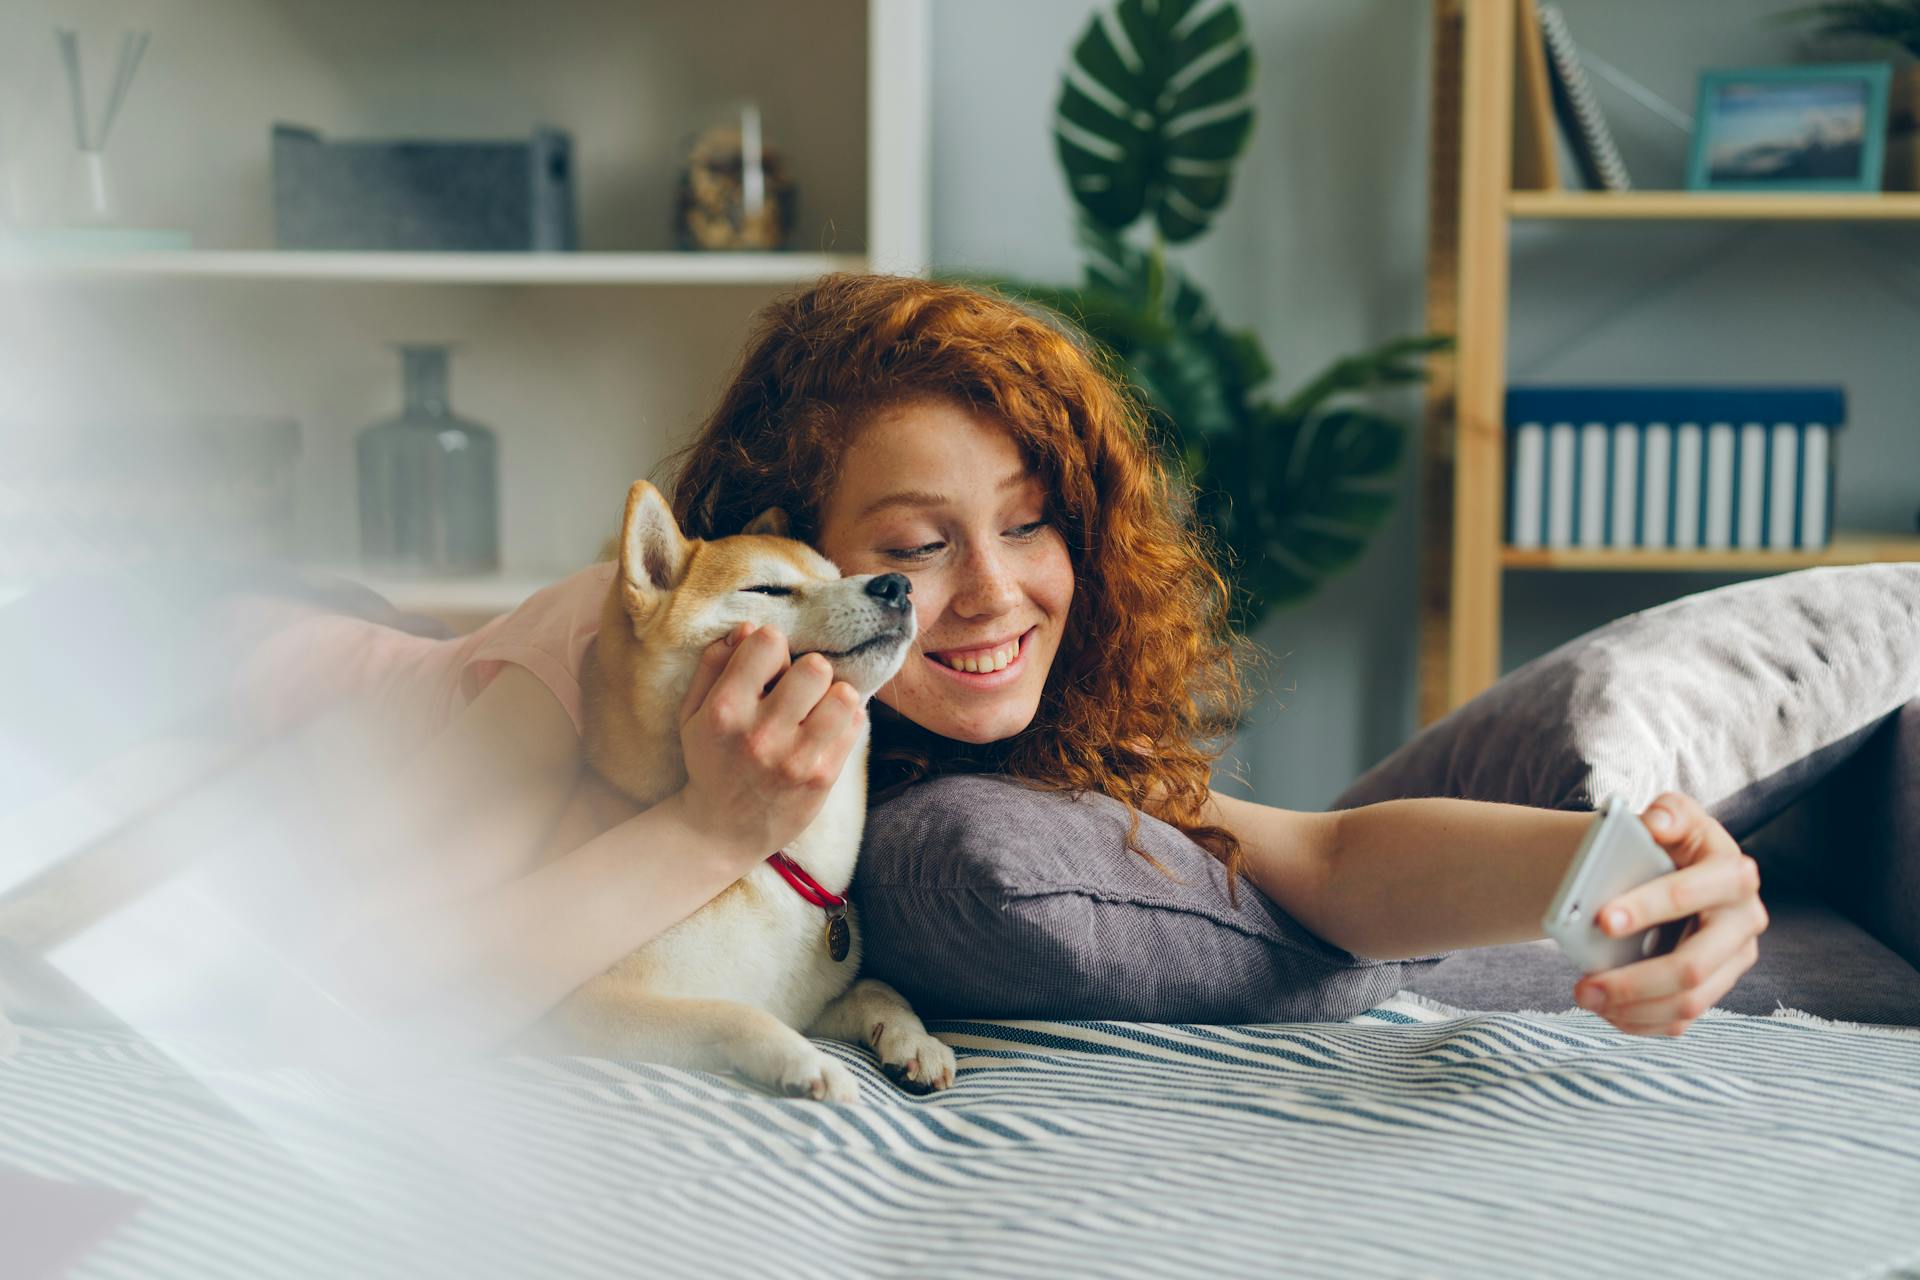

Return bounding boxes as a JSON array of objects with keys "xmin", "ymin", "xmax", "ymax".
[{"xmin": 767, "ymin": 851, "xmax": 851, "ymax": 962}]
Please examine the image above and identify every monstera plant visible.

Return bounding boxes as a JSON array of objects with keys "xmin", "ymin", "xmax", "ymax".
[
  {"xmin": 943, "ymin": 0, "xmax": 1449, "ymax": 633},
  {"xmin": 1781, "ymin": 0, "xmax": 1920, "ymax": 54}
]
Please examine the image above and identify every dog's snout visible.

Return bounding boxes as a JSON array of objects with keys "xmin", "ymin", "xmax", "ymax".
[{"xmin": 866, "ymin": 573, "xmax": 911, "ymax": 611}]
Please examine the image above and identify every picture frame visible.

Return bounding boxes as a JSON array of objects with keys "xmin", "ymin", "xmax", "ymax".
[{"xmin": 1686, "ymin": 64, "xmax": 1892, "ymax": 193}]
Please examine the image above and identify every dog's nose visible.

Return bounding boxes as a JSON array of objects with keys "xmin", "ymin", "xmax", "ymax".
[{"xmin": 866, "ymin": 573, "xmax": 911, "ymax": 611}]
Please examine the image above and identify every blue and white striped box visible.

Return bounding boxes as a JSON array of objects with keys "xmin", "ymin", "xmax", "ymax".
[{"xmin": 1504, "ymin": 386, "xmax": 1844, "ymax": 552}]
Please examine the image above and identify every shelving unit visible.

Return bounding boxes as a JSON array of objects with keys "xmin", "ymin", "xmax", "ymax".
[
  {"xmin": 1417, "ymin": 0, "xmax": 1920, "ymax": 724},
  {"xmin": 1, "ymin": 0, "xmax": 930, "ymax": 632},
  {"xmin": 0, "ymin": 250, "xmax": 872, "ymax": 286}
]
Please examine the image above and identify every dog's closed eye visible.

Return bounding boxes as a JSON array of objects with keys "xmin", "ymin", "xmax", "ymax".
[{"xmin": 742, "ymin": 585, "xmax": 795, "ymax": 597}]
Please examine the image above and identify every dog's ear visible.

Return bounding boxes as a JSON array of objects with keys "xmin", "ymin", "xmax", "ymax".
[
  {"xmin": 741, "ymin": 506, "xmax": 790, "ymax": 538},
  {"xmin": 617, "ymin": 480, "xmax": 690, "ymax": 605}
]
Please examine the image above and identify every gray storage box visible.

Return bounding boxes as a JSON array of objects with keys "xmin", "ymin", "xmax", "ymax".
[{"xmin": 271, "ymin": 123, "xmax": 577, "ymax": 251}]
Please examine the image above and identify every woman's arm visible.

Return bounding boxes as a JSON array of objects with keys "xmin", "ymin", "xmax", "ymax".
[
  {"xmin": 1255, "ymin": 794, "xmax": 1595, "ymax": 961},
  {"xmin": 327, "ymin": 787, "xmax": 760, "ymax": 1055},
  {"xmin": 331, "ymin": 663, "xmax": 588, "ymax": 916},
  {"xmin": 1208, "ymin": 788, "xmax": 1767, "ymax": 1038}
]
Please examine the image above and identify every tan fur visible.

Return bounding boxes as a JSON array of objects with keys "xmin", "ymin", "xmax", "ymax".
[{"xmin": 531, "ymin": 481, "xmax": 955, "ymax": 1101}]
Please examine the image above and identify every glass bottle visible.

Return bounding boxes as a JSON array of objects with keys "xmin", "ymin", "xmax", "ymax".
[{"xmin": 356, "ymin": 344, "xmax": 499, "ymax": 575}]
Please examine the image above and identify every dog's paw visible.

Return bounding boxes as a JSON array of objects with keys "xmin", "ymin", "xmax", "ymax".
[
  {"xmin": 871, "ymin": 1020, "xmax": 956, "ymax": 1094},
  {"xmin": 777, "ymin": 1051, "xmax": 859, "ymax": 1104}
]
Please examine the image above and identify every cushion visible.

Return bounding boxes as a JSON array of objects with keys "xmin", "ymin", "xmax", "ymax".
[
  {"xmin": 1762, "ymin": 696, "xmax": 1920, "ymax": 973},
  {"xmin": 1333, "ymin": 563, "xmax": 1920, "ymax": 840},
  {"xmin": 1400, "ymin": 889, "xmax": 1920, "ymax": 1026},
  {"xmin": 852, "ymin": 773, "xmax": 1445, "ymax": 1023}
]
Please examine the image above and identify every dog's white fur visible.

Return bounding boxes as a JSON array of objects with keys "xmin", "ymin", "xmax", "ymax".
[{"xmin": 529, "ymin": 481, "xmax": 955, "ymax": 1102}]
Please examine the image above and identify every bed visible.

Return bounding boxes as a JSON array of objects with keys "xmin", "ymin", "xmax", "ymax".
[{"xmin": 4, "ymin": 990, "xmax": 1919, "ymax": 1280}]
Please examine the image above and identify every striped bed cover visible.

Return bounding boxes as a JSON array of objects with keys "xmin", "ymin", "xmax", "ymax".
[{"xmin": 3, "ymin": 991, "xmax": 1918, "ymax": 1280}]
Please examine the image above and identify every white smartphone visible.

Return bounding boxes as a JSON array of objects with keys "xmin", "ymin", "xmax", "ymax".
[{"xmin": 1541, "ymin": 798, "xmax": 1684, "ymax": 973}]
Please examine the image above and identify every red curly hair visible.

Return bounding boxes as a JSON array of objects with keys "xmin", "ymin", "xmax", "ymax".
[{"xmin": 663, "ymin": 272, "xmax": 1252, "ymax": 895}]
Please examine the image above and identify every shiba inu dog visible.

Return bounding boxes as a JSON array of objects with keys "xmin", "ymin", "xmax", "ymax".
[{"xmin": 538, "ymin": 480, "xmax": 957, "ymax": 1102}]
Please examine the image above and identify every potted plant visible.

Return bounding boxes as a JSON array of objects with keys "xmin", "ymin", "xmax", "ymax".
[{"xmin": 941, "ymin": 0, "xmax": 1449, "ymax": 636}]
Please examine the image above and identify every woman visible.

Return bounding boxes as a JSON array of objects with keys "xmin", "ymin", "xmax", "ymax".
[{"xmin": 239, "ymin": 272, "xmax": 1766, "ymax": 1056}]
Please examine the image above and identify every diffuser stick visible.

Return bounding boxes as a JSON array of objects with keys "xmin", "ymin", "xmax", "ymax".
[
  {"xmin": 56, "ymin": 29, "xmax": 89, "ymax": 152},
  {"xmin": 96, "ymin": 31, "xmax": 150, "ymax": 151}
]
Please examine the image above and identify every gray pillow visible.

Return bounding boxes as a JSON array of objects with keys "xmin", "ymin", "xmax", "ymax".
[
  {"xmin": 852, "ymin": 773, "xmax": 1445, "ymax": 1023},
  {"xmin": 1762, "ymin": 695, "xmax": 1920, "ymax": 971},
  {"xmin": 1333, "ymin": 564, "xmax": 1920, "ymax": 840}
]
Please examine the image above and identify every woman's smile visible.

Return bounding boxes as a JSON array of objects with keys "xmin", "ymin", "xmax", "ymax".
[{"xmin": 922, "ymin": 625, "xmax": 1035, "ymax": 685}]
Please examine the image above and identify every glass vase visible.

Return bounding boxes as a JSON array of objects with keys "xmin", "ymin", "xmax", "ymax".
[{"xmin": 356, "ymin": 344, "xmax": 499, "ymax": 575}]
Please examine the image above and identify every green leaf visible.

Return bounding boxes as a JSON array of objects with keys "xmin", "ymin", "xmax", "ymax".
[{"xmin": 1056, "ymin": 0, "xmax": 1257, "ymax": 243}]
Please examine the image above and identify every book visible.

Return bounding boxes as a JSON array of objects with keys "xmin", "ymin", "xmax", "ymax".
[
  {"xmin": 1642, "ymin": 422, "xmax": 1671, "ymax": 547},
  {"xmin": 1537, "ymin": 3, "xmax": 1631, "ymax": 192},
  {"xmin": 1704, "ymin": 422, "xmax": 1735, "ymax": 550},
  {"xmin": 1768, "ymin": 423, "xmax": 1798, "ymax": 552},
  {"xmin": 1578, "ymin": 420, "xmax": 1608, "ymax": 546},
  {"xmin": 1610, "ymin": 423, "xmax": 1638, "ymax": 548},
  {"xmin": 1673, "ymin": 424, "xmax": 1702, "ymax": 550},
  {"xmin": 1801, "ymin": 425, "xmax": 1831, "ymax": 548},
  {"xmin": 1547, "ymin": 422, "xmax": 1577, "ymax": 549},
  {"xmin": 1511, "ymin": 422, "xmax": 1546, "ymax": 549}
]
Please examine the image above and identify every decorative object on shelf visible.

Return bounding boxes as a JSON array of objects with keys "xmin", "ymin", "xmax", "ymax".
[
  {"xmin": 57, "ymin": 26, "xmax": 146, "ymax": 225},
  {"xmin": 1537, "ymin": 3, "xmax": 1632, "ymax": 191},
  {"xmin": 356, "ymin": 344, "xmax": 499, "ymax": 576},
  {"xmin": 954, "ymin": 0, "xmax": 1448, "ymax": 637},
  {"xmin": 16, "ymin": 26, "xmax": 189, "ymax": 251},
  {"xmin": 674, "ymin": 102, "xmax": 796, "ymax": 251},
  {"xmin": 0, "ymin": 416, "xmax": 299, "ymax": 580},
  {"xmin": 272, "ymin": 124, "xmax": 576, "ymax": 251},
  {"xmin": 1686, "ymin": 64, "xmax": 1892, "ymax": 192},
  {"xmin": 1504, "ymin": 386, "xmax": 1846, "ymax": 553}
]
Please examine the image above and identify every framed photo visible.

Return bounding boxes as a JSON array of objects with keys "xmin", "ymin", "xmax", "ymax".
[{"xmin": 1687, "ymin": 64, "xmax": 1892, "ymax": 193}]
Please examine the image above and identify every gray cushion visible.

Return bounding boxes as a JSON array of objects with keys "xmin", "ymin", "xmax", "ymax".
[
  {"xmin": 1402, "ymin": 890, "xmax": 1920, "ymax": 1027},
  {"xmin": 853, "ymin": 774, "xmax": 1444, "ymax": 1023},
  {"xmin": 1757, "ymin": 696, "xmax": 1920, "ymax": 974},
  {"xmin": 1334, "ymin": 564, "xmax": 1920, "ymax": 839}
]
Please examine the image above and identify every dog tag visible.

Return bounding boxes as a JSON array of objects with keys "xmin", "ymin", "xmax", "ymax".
[{"xmin": 825, "ymin": 908, "xmax": 850, "ymax": 963}]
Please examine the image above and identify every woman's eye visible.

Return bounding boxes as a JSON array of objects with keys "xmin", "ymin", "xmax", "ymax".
[
  {"xmin": 883, "ymin": 542, "xmax": 943, "ymax": 563},
  {"xmin": 1006, "ymin": 521, "xmax": 1047, "ymax": 539},
  {"xmin": 742, "ymin": 585, "xmax": 794, "ymax": 596}
]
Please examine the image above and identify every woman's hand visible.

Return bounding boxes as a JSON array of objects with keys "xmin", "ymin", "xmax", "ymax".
[
  {"xmin": 675, "ymin": 621, "xmax": 866, "ymax": 867},
  {"xmin": 1573, "ymin": 791, "xmax": 1769, "ymax": 1037}
]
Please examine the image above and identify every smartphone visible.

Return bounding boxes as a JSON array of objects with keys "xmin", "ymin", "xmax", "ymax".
[{"xmin": 1541, "ymin": 798, "xmax": 1685, "ymax": 973}]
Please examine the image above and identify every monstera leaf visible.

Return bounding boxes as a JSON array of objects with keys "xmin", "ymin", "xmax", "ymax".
[
  {"xmin": 1199, "ymin": 403, "xmax": 1406, "ymax": 621},
  {"xmin": 1055, "ymin": 0, "xmax": 1256, "ymax": 244}
]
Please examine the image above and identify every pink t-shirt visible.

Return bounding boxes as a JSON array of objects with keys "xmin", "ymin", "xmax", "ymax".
[{"xmin": 231, "ymin": 562, "xmax": 618, "ymax": 746}]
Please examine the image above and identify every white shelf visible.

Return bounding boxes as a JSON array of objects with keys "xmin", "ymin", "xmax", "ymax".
[
  {"xmin": 318, "ymin": 566, "xmax": 578, "ymax": 615},
  {"xmin": 0, "ymin": 567, "xmax": 578, "ymax": 619},
  {"xmin": 0, "ymin": 250, "xmax": 872, "ymax": 286}
]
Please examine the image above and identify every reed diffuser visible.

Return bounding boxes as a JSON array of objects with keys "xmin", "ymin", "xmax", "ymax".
[{"xmin": 56, "ymin": 27, "xmax": 150, "ymax": 225}]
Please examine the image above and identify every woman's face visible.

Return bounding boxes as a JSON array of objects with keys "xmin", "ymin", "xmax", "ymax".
[{"xmin": 815, "ymin": 399, "xmax": 1075, "ymax": 745}]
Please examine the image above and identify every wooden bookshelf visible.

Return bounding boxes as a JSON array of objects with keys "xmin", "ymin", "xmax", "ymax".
[
  {"xmin": 1502, "ymin": 531, "xmax": 1920, "ymax": 572},
  {"xmin": 1508, "ymin": 191, "xmax": 1920, "ymax": 220},
  {"xmin": 1417, "ymin": 0, "xmax": 1920, "ymax": 725}
]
